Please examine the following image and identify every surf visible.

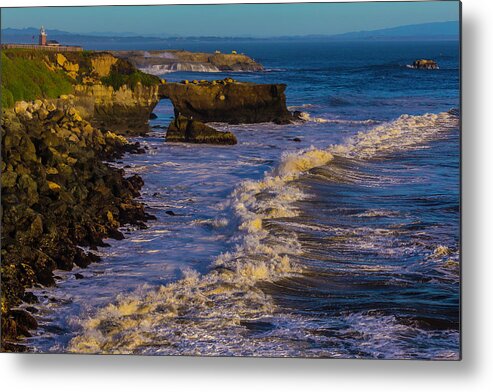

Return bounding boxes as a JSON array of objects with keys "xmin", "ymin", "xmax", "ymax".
[{"xmin": 67, "ymin": 110, "xmax": 459, "ymax": 355}]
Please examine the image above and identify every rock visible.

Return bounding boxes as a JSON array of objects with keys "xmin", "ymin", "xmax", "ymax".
[
  {"xmin": 411, "ymin": 59, "xmax": 439, "ymax": 69},
  {"xmin": 112, "ymin": 50, "xmax": 264, "ymax": 73},
  {"xmin": 293, "ymin": 137, "xmax": 302, "ymax": 142},
  {"xmin": 37, "ymin": 107, "xmax": 50, "ymax": 120},
  {"xmin": 165, "ymin": 210, "xmax": 176, "ymax": 216},
  {"xmin": 2, "ymin": 102, "xmax": 154, "ymax": 348},
  {"xmin": 47, "ymin": 181, "xmax": 62, "ymax": 192},
  {"xmin": 25, "ymin": 306, "xmax": 38, "ymax": 314},
  {"xmin": 14, "ymin": 101, "xmax": 29, "ymax": 114},
  {"xmin": 73, "ymin": 83, "xmax": 160, "ymax": 136},
  {"xmin": 74, "ymin": 273, "xmax": 84, "ymax": 279},
  {"xmin": 22, "ymin": 292, "xmax": 38, "ymax": 304},
  {"xmin": 46, "ymin": 102, "xmax": 57, "ymax": 112},
  {"xmin": 11, "ymin": 309, "xmax": 38, "ymax": 330},
  {"xmin": 159, "ymin": 80, "xmax": 295, "ymax": 124},
  {"xmin": 166, "ymin": 115, "xmax": 237, "ymax": 145}
]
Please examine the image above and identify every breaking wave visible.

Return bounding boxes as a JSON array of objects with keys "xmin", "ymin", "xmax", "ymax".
[
  {"xmin": 298, "ymin": 111, "xmax": 380, "ymax": 125},
  {"xmin": 68, "ymin": 110, "xmax": 459, "ymax": 355}
]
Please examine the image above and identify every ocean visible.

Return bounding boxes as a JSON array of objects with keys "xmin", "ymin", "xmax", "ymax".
[{"xmin": 26, "ymin": 40, "xmax": 460, "ymax": 359}]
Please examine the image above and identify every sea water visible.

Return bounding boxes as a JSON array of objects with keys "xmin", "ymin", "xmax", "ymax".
[{"xmin": 26, "ymin": 40, "xmax": 460, "ymax": 359}]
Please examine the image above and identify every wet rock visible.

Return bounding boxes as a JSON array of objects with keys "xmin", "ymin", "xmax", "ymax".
[
  {"xmin": 165, "ymin": 210, "xmax": 176, "ymax": 216},
  {"xmin": 74, "ymin": 273, "xmax": 84, "ymax": 280},
  {"xmin": 25, "ymin": 306, "xmax": 39, "ymax": 314},
  {"xmin": 410, "ymin": 59, "xmax": 439, "ymax": 69},
  {"xmin": 166, "ymin": 115, "xmax": 237, "ymax": 145},
  {"xmin": 11, "ymin": 309, "xmax": 38, "ymax": 330},
  {"xmin": 22, "ymin": 292, "xmax": 38, "ymax": 304},
  {"xmin": 1, "ymin": 103, "xmax": 152, "ymax": 350},
  {"xmin": 292, "ymin": 137, "xmax": 302, "ymax": 142},
  {"xmin": 159, "ymin": 80, "xmax": 296, "ymax": 124}
]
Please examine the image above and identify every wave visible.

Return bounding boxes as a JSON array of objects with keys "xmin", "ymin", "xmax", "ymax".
[
  {"xmin": 298, "ymin": 111, "xmax": 380, "ymax": 125},
  {"xmin": 68, "ymin": 110, "xmax": 459, "ymax": 355},
  {"xmin": 140, "ymin": 63, "xmax": 221, "ymax": 75},
  {"xmin": 287, "ymin": 103, "xmax": 314, "ymax": 110}
]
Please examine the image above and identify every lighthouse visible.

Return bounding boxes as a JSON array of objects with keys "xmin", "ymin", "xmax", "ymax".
[{"xmin": 39, "ymin": 26, "xmax": 47, "ymax": 46}]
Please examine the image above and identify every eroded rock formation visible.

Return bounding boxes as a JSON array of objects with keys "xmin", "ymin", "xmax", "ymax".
[
  {"xmin": 159, "ymin": 78, "xmax": 295, "ymax": 124},
  {"xmin": 113, "ymin": 50, "xmax": 264, "ymax": 74},
  {"xmin": 72, "ymin": 83, "xmax": 160, "ymax": 135}
]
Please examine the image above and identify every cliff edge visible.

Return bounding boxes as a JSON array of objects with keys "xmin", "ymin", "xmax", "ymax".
[{"xmin": 113, "ymin": 50, "xmax": 264, "ymax": 74}]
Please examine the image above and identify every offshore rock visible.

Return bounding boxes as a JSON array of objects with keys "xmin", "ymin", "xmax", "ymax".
[
  {"xmin": 166, "ymin": 115, "xmax": 237, "ymax": 145},
  {"xmin": 159, "ymin": 79, "xmax": 295, "ymax": 124},
  {"xmin": 410, "ymin": 59, "xmax": 439, "ymax": 69}
]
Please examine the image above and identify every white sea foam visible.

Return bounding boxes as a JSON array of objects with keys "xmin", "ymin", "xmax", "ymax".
[
  {"xmin": 140, "ymin": 63, "xmax": 221, "ymax": 75},
  {"xmin": 298, "ymin": 111, "xmax": 379, "ymax": 125}
]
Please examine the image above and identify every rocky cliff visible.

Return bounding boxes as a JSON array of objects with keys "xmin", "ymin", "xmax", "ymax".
[
  {"xmin": 2, "ymin": 49, "xmax": 162, "ymax": 135},
  {"xmin": 159, "ymin": 78, "xmax": 295, "ymax": 124},
  {"xmin": 1, "ymin": 100, "xmax": 152, "ymax": 351},
  {"xmin": 72, "ymin": 83, "xmax": 160, "ymax": 135},
  {"xmin": 113, "ymin": 50, "xmax": 264, "ymax": 74}
]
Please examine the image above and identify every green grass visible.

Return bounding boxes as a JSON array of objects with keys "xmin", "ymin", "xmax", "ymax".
[
  {"xmin": 1, "ymin": 50, "xmax": 75, "ymax": 108},
  {"xmin": 0, "ymin": 49, "xmax": 160, "ymax": 108},
  {"xmin": 101, "ymin": 59, "xmax": 160, "ymax": 90}
]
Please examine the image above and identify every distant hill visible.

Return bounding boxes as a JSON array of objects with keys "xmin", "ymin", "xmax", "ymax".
[
  {"xmin": 327, "ymin": 21, "xmax": 459, "ymax": 41},
  {"xmin": 1, "ymin": 21, "xmax": 459, "ymax": 48}
]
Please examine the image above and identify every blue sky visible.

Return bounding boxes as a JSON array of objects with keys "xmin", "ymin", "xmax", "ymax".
[{"xmin": 1, "ymin": 2, "xmax": 460, "ymax": 37}]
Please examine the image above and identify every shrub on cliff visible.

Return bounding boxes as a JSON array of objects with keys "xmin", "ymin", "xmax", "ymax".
[{"xmin": 1, "ymin": 51, "xmax": 74, "ymax": 108}]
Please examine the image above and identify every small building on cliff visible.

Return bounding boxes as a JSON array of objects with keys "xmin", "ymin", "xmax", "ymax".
[{"xmin": 1, "ymin": 26, "xmax": 82, "ymax": 52}]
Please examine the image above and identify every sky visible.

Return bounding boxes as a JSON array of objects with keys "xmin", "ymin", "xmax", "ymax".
[{"xmin": 1, "ymin": 2, "xmax": 460, "ymax": 37}]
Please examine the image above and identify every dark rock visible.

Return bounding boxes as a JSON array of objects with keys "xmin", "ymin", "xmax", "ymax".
[
  {"xmin": 74, "ymin": 273, "xmax": 84, "ymax": 280},
  {"xmin": 11, "ymin": 309, "xmax": 38, "ymax": 330},
  {"xmin": 1, "ymin": 104, "xmax": 153, "ymax": 349},
  {"xmin": 25, "ymin": 306, "xmax": 39, "ymax": 314},
  {"xmin": 165, "ymin": 210, "xmax": 176, "ymax": 216},
  {"xmin": 166, "ymin": 115, "xmax": 237, "ymax": 145},
  {"xmin": 410, "ymin": 59, "xmax": 439, "ymax": 69},
  {"xmin": 159, "ymin": 80, "xmax": 295, "ymax": 124},
  {"xmin": 293, "ymin": 137, "xmax": 302, "ymax": 142},
  {"xmin": 22, "ymin": 292, "xmax": 38, "ymax": 304}
]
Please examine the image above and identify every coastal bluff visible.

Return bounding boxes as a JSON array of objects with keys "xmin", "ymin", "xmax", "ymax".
[
  {"xmin": 2, "ymin": 49, "xmax": 162, "ymax": 135},
  {"xmin": 113, "ymin": 50, "xmax": 264, "ymax": 74}
]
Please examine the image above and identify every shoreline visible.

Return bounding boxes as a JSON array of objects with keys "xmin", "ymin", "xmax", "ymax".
[{"xmin": 1, "ymin": 101, "xmax": 154, "ymax": 351}]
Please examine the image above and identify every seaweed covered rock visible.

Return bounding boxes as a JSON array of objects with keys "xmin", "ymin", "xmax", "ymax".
[
  {"xmin": 1, "ymin": 100, "xmax": 153, "ymax": 350},
  {"xmin": 159, "ymin": 79, "xmax": 295, "ymax": 124},
  {"xmin": 166, "ymin": 115, "xmax": 237, "ymax": 145}
]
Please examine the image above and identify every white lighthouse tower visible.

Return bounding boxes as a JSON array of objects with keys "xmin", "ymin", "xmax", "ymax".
[{"xmin": 39, "ymin": 26, "xmax": 47, "ymax": 46}]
